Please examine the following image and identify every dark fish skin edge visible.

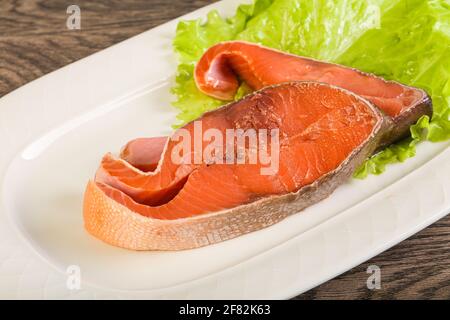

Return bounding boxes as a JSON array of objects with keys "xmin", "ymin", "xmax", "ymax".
[{"xmin": 379, "ymin": 91, "xmax": 433, "ymax": 148}]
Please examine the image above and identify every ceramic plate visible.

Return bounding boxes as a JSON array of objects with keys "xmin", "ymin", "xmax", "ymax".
[{"xmin": 0, "ymin": 0, "xmax": 449, "ymax": 299}]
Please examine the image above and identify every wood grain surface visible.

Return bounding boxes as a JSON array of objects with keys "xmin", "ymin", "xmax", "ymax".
[{"xmin": 0, "ymin": 0, "xmax": 449, "ymax": 300}]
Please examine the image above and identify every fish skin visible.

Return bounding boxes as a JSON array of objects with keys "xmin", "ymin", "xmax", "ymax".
[
  {"xmin": 194, "ymin": 41, "xmax": 432, "ymax": 146},
  {"xmin": 84, "ymin": 82, "xmax": 389, "ymax": 250}
]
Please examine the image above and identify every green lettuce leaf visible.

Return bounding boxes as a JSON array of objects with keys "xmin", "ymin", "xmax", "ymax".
[
  {"xmin": 172, "ymin": 0, "xmax": 450, "ymax": 176},
  {"xmin": 171, "ymin": 0, "xmax": 274, "ymax": 126},
  {"xmin": 338, "ymin": 0, "xmax": 450, "ymax": 177}
]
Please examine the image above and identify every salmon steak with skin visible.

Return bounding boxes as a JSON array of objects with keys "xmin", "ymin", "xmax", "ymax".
[
  {"xmin": 195, "ymin": 41, "xmax": 432, "ymax": 146},
  {"xmin": 84, "ymin": 82, "xmax": 389, "ymax": 250}
]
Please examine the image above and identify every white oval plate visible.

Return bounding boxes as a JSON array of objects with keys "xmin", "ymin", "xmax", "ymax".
[{"xmin": 0, "ymin": 0, "xmax": 449, "ymax": 299}]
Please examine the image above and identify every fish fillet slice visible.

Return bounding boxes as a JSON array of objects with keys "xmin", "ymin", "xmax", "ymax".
[
  {"xmin": 84, "ymin": 82, "xmax": 388, "ymax": 250},
  {"xmin": 194, "ymin": 41, "xmax": 432, "ymax": 145},
  {"xmin": 95, "ymin": 82, "xmax": 381, "ymax": 211}
]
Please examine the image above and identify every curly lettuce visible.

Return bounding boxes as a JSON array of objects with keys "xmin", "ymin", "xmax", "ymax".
[{"xmin": 172, "ymin": 0, "xmax": 450, "ymax": 177}]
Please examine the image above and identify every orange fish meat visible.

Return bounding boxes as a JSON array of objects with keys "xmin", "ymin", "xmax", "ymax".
[
  {"xmin": 84, "ymin": 82, "xmax": 388, "ymax": 250},
  {"xmin": 194, "ymin": 41, "xmax": 431, "ymax": 145}
]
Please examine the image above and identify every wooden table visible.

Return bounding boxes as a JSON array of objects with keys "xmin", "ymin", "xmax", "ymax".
[{"xmin": 1, "ymin": 0, "xmax": 448, "ymax": 300}]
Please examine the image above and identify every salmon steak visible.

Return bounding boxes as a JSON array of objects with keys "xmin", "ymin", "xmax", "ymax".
[
  {"xmin": 195, "ymin": 41, "xmax": 432, "ymax": 146},
  {"xmin": 84, "ymin": 82, "xmax": 389, "ymax": 250}
]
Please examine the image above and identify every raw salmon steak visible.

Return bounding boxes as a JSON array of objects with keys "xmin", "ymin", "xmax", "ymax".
[
  {"xmin": 84, "ymin": 82, "xmax": 389, "ymax": 250},
  {"xmin": 195, "ymin": 41, "xmax": 432, "ymax": 146}
]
